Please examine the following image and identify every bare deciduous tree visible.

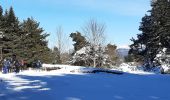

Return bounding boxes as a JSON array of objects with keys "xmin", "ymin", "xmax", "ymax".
[
  {"xmin": 56, "ymin": 26, "xmax": 72, "ymax": 64},
  {"xmin": 82, "ymin": 19, "xmax": 106, "ymax": 67},
  {"xmin": 83, "ymin": 19, "xmax": 106, "ymax": 46},
  {"xmin": 56, "ymin": 26, "xmax": 64, "ymax": 63}
]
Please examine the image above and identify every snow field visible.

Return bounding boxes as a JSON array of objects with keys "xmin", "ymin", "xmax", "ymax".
[{"xmin": 0, "ymin": 64, "xmax": 170, "ymax": 100}]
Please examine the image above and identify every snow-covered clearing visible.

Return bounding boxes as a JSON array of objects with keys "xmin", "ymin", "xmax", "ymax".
[{"xmin": 0, "ymin": 65, "xmax": 170, "ymax": 100}]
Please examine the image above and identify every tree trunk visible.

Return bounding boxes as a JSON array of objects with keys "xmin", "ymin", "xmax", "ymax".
[{"xmin": 93, "ymin": 58, "xmax": 96, "ymax": 68}]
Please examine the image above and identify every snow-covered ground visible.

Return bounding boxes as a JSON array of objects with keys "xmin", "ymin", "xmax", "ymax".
[{"xmin": 0, "ymin": 64, "xmax": 170, "ymax": 100}]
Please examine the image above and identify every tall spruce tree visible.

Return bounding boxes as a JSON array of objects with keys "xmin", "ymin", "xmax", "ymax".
[
  {"xmin": 0, "ymin": 6, "xmax": 53, "ymax": 65},
  {"xmin": 129, "ymin": 0, "xmax": 170, "ymax": 67},
  {"xmin": 0, "ymin": 5, "xmax": 4, "ymax": 61},
  {"xmin": 20, "ymin": 17, "xmax": 51, "ymax": 64},
  {"xmin": 129, "ymin": 14, "xmax": 154, "ymax": 62},
  {"xmin": 0, "ymin": 5, "xmax": 3, "ymax": 20},
  {"xmin": 2, "ymin": 7, "xmax": 21, "ymax": 58},
  {"xmin": 0, "ymin": 6, "xmax": 5, "ymax": 29}
]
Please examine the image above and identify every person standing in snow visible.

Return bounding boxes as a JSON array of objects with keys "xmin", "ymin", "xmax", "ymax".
[
  {"xmin": 2, "ymin": 59, "xmax": 7, "ymax": 74},
  {"xmin": 6, "ymin": 59, "xmax": 11, "ymax": 73},
  {"xmin": 36, "ymin": 60, "xmax": 42, "ymax": 68},
  {"xmin": 11, "ymin": 54, "xmax": 20, "ymax": 73},
  {"xmin": 20, "ymin": 59, "xmax": 25, "ymax": 71},
  {"xmin": 12, "ymin": 59, "xmax": 21, "ymax": 73},
  {"xmin": 2, "ymin": 59, "xmax": 10, "ymax": 74},
  {"xmin": 35, "ymin": 60, "xmax": 42, "ymax": 71}
]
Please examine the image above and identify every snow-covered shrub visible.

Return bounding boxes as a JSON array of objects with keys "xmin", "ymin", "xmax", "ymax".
[
  {"xmin": 133, "ymin": 48, "xmax": 170, "ymax": 73},
  {"xmin": 70, "ymin": 44, "xmax": 112, "ymax": 68},
  {"xmin": 118, "ymin": 63, "xmax": 164, "ymax": 73},
  {"xmin": 154, "ymin": 48, "xmax": 170, "ymax": 73},
  {"xmin": 155, "ymin": 48, "xmax": 169, "ymax": 65}
]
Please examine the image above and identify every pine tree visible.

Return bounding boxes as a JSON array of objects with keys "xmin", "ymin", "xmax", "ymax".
[
  {"xmin": 0, "ymin": 6, "xmax": 53, "ymax": 65},
  {"xmin": 129, "ymin": 0, "xmax": 170, "ymax": 67},
  {"xmin": 148, "ymin": 0, "xmax": 170, "ymax": 61},
  {"xmin": 129, "ymin": 14, "xmax": 154, "ymax": 62},
  {"xmin": 0, "ymin": 6, "xmax": 5, "ymax": 29},
  {"xmin": 2, "ymin": 7, "xmax": 21, "ymax": 58},
  {"xmin": 0, "ymin": 5, "xmax": 4, "ymax": 61},
  {"xmin": 152, "ymin": 0, "xmax": 170, "ymax": 48},
  {"xmin": 20, "ymin": 17, "xmax": 50, "ymax": 64},
  {"xmin": 0, "ymin": 5, "xmax": 3, "ymax": 19},
  {"xmin": 0, "ymin": 5, "xmax": 4, "ymax": 33},
  {"xmin": 70, "ymin": 31, "xmax": 87, "ymax": 53}
]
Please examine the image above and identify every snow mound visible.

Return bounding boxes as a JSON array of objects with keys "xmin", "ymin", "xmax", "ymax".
[
  {"xmin": 119, "ymin": 63, "xmax": 138, "ymax": 72},
  {"xmin": 118, "ymin": 63, "xmax": 170, "ymax": 74},
  {"xmin": 118, "ymin": 63, "xmax": 156, "ymax": 74},
  {"xmin": 162, "ymin": 65, "xmax": 170, "ymax": 72},
  {"xmin": 42, "ymin": 64, "xmax": 123, "ymax": 74}
]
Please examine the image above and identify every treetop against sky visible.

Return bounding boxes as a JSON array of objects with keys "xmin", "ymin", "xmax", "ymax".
[{"xmin": 0, "ymin": 0, "xmax": 151, "ymax": 48}]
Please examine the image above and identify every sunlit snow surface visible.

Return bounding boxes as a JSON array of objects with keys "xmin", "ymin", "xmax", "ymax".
[{"xmin": 0, "ymin": 65, "xmax": 170, "ymax": 100}]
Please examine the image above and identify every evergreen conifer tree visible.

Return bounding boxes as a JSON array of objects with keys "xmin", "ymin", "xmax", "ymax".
[
  {"xmin": 2, "ymin": 7, "xmax": 20, "ymax": 58},
  {"xmin": 129, "ymin": 0, "xmax": 170, "ymax": 67},
  {"xmin": 0, "ymin": 6, "xmax": 53, "ymax": 65},
  {"xmin": 20, "ymin": 17, "xmax": 50, "ymax": 64},
  {"xmin": 70, "ymin": 31, "xmax": 87, "ymax": 53}
]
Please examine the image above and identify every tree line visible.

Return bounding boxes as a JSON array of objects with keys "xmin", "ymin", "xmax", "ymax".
[
  {"xmin": 0, "ymin": 6, "xmax": 53, "ymax": 66},
  {"xmin": 56, "ymin": 19, "xmax": 119, "ymax": 68},
  {"xmin": 3, "ymin": 0, "xmax": 170, "ymax": 69},
  {"xmin": 0, "ymin": 5, "xmax": 119, "ymax": 68}
]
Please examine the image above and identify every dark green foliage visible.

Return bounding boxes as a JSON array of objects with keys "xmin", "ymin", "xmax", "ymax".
[
  {"xmin": 105, "ymin": 44, "xmax": 118, "ymax": 65},
  {"xmin": 0, "ymin": 5, "xmax": 53, "ymax": 65},
  {"xmin": 124, "ymin": 54, "xmax": 134, "ymax": 62},
  {"xmin": 0, "ymin": 5, "xmax": 4, "ymax": 30},
  {"xmin": 70, "ymin": 31, "xmax": 87, "ymax": 53},
  {"xmin": 129, "ymin": 0, "xmax": 170, "ymax": 66},
  {"xmin": 0, "ymin": 5, "xmax": 4, "ymax": 62},
  {"xmin": 1, "ymin": 7, "xmax": 21, "ymax": 58},
  {"xmin": 20, "ymin": 17, "xmax": 50, "ymax": 64},
  {"xmin": 129, "ymin": 15, "xmax": 154, "ymax": 62},
  {"xmin": 0, "ymin": 5, "xmax": 3, "ymax": 18}
]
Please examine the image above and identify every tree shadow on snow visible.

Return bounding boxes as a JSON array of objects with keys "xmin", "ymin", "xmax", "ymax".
[{"xmin": 1, "ymin": 73, "xmax": 170, "ymax": 100}]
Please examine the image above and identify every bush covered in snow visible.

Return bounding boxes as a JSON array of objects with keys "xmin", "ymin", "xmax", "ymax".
[
  {"xmin": 154, "ymin": 48, "xmax": 170, "ymax": 71},
  {"xmin": 118, "ymin": 62, "xmax": 170, "ymax": 74},
  {"xmin": 70, "ymin": 44, "xmax": 112, "ymax": 68}
]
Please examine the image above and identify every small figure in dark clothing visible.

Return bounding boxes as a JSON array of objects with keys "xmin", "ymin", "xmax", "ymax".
[
  {"xmin": 13, "ymin": 60, "xmax": 20, "ymax": 73},
  {"xmin": 11, "ymin": 54, "xmax": 20, "ymax": 73},
  {"xmin": 32, "ymin": 61, "xmax": 37, "ymax": 68},
  {"xmin": 32, "ymin": 60, "xmax": 42, "ymax": 71},
  {"xmin": 36, "ymin": 60, "xmax": 42, "ymax": 68}
]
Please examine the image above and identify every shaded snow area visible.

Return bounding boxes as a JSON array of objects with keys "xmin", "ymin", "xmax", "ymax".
[{"xmin": 0, "ymin": 65, "xmax": 170, "ymax": 100}]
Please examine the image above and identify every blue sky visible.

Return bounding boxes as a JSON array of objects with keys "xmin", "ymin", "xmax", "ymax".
[{"xmin": 0, "ymin": 0, "xmax": 151, "ymax": 49}]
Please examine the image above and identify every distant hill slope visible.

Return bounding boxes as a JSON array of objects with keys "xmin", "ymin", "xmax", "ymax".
[{"xmin": 117, "ymin": 48, "xmax": 129, "ymax": 58}]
